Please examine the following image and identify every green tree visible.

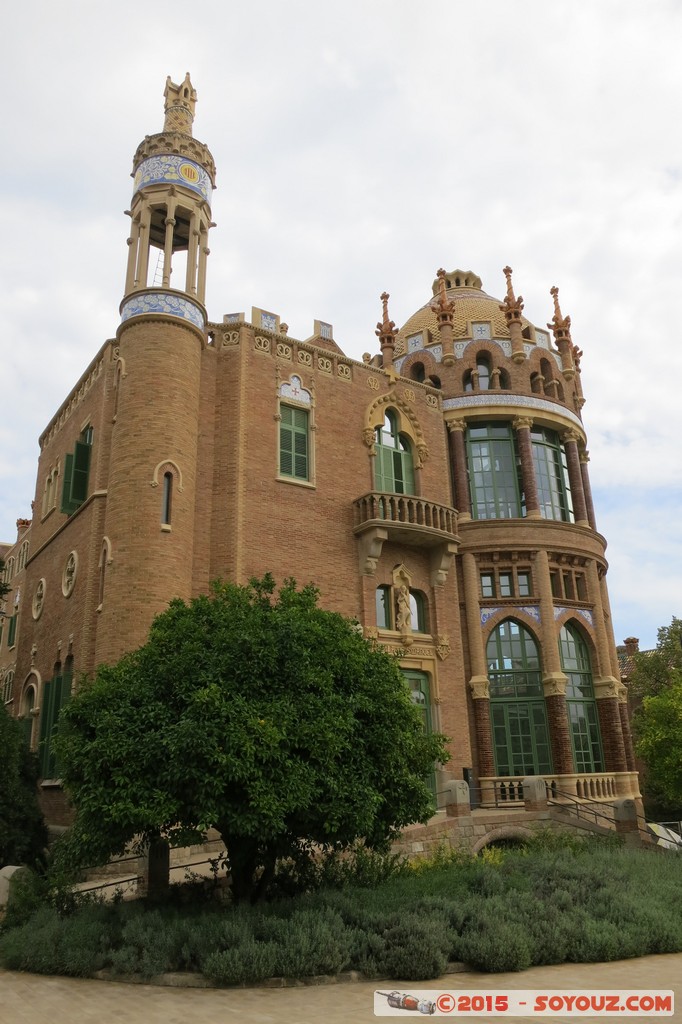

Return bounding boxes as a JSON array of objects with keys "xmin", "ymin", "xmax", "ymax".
[
  {"xmin": 56, "ymin": 576, "xmax": 448, "ymax": 901},
  {"xmin": 634, "ymin": 673, "xmax": 682, "ymax": 808},
  {"xmin": 628, "ymin": 617, "xmax": 682, "ymax": 698},
  {"xmin": 0, "ymin": 705, "xmax": 48, "ymax": 868}
]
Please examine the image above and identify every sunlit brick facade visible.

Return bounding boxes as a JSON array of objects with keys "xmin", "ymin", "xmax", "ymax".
[{"xmin": 0, "ymin": 77, "xmax": 639, "ymax": 826}]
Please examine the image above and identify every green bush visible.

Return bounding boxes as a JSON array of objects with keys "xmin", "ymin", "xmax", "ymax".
[
  {"xmin": 379, "ymin": 917, "xmax": 449, "ymax": 980},
  {"xmin": 203, "ymin": 941, "xmax": 278, "ymax": 985}
]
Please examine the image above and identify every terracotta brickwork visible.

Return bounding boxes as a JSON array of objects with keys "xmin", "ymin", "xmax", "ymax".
[{"xmin": 0, "ymin": 78, "xmax": 638, "ymax": 829}]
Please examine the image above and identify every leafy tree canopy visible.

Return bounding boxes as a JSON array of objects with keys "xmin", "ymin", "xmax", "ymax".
[
  {"xmin": 634, "ymin": 673, "xmax": 682, "ymax": 808},
  {"xmin": 0, "ymin": 706, "xmax": 48, "ymax": 868},
  {"xmin": 628, "ymin": 616, "xmax": 682, "ymax": 698},
  {"xmin": 57, "ymin": 576, "xmax": 449, "ymax": 900}
]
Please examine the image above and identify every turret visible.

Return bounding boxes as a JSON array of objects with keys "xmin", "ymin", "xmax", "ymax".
[{"xmin": 97, "ymin": 75, "xmax": 214, "ymax": 665}]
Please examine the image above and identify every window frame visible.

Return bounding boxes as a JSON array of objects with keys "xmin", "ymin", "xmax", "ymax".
[
  {"xmin": 278, "ymin": 403, "xmax": 313, "ymax": 485},
  {"xmin": 466, "ymin": 423, "xmax": 522, "ymax": 520}
]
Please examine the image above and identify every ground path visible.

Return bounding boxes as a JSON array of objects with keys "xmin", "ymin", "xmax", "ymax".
[{"xmin": 1, "ymin": 953, "xmax": 680, "ymax": 1023}]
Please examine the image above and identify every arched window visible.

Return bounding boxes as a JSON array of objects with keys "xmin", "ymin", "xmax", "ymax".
[
  {"xmin": 530, "ymin": 427, "xmax": 574, "ymax": 522},
  {"xmin": 409, "ymin": 590, "xmax": 427, "ymax": 633},
  {"xmin": 466, "ymin": 423, "xmax": 522, "ymax": 520},
  {"xmin": 402, "ymin": 670, "xmax": 436, "ymax": 800},
  {"xmin": 410, "ymin": 362, "xmax": 426, "ymax": 383},
  {"xmin": 476, "ymin": 355, "xmax": 491, "ymax": 390},
  {"xmin": 559, "ymin": 623, "xmax": 604, "ymax": 773},
  {"xmin": 162, "ymin": 471, "xmax": 173, "ymax": 525},
  {"xmin": 376, "ymin": 585, "xmax": 392, "ymax": 629},
  {"xmin": 2, "ymin": 670, "xmax": 14, "ymax": 704},
  {"xmin": 487, "ymin": 620, "xmax": 552, "ymax": 777},
  {"xmin": 374, "ymin": 411, "xmax": 415, "ymax": 494},
  {"xmin": 39, "ymin": 659, "xmax": 73, "ymax": 779},
  {"xmin": 18, "ymin": 541, "xmax": 29, "ymax": 571},
  {"xmin": 21, "ymin": 684, "xmax": 35, "ymax": 748}
]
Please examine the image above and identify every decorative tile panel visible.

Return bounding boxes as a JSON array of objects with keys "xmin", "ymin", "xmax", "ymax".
[
  {"xmin": 133, "ymin": 155, "xmax": 212, "ymax": 204},
  {"xmin": 280, "ymin": 375, "xmax": 311, "ymax": 405},
  {"xmin": 408, "ymin": 333, "xmax": 424, "ymax": 352},
  {"xmin": 120, "ymin": 292, "xmax": 205, "ymax": 330},
  {"xmin": 517, "ymin": 605, "xmax": 541, "ymax": 622},
  {"xmin": 442, "ymin": 394, "xmax": 584, "ymax": 431},
  {"xmin": 481, "ymin": 607, "xmax": 501, "ymax": 625}
]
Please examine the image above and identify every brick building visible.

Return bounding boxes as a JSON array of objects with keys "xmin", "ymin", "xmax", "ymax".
[{"xmin": 0, "ymin": 76, "xmax": 640, "ymax": 827}]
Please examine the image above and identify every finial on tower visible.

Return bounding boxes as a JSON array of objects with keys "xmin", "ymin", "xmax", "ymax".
[
  {"xmin": 376, "ymin": 291, "xmax": 397, "ymax": 338},
  {"xmin": 499, "ymin": 266, "xmax": 524, "ymax": 321},
  {"xmin": 547, "ymin": 285, "xmax": 572, "ymax": 340},
  {"xmin": 164, "ymin": 73, "xmax": 197, "ymax": 135},
  {"xmin": 431, "ymin": 268, "xmax": 456, "ymax": 316}
]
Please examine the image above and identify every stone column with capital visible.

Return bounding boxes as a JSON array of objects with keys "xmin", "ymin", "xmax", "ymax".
[
  {"xmin": 499, "ymin": 266, "xmax": 526, "ymax": 364},
  {"xmin": 536, "ymin": 549, "xmax": 574, "ymax": 774},
  {"xmin": 462, "ymin": 552, "xmax": 495, "ymax": 777},
  {"xmin": 447, "ymin": 420, "xmax": 471, "ymax": 519},
  {"xmin": 561, "ymin": 431, "xmax": 589, "ymax": 526},
  {"xmin": 618, "ymin": 684, "xmax": 637, "ymax": 773},
  {"xmin": 580, "ymin": 451, "xmax": 597, "ymax": 530},
  {"xmin": 431, "ymin": 269, "xmax": 456, "ymax": 366},
  {"xmin": 513, "ymin": 417, "xmax": 541, "ymax": 518},
  {"xmin": 587, "ymin": 560, "xmax": 628, "ymax": 772}
]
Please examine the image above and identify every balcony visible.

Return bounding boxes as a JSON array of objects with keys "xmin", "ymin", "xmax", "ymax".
[{"xmin": 353, "ymin": 492, "xmax": 458, "ymax": 547}]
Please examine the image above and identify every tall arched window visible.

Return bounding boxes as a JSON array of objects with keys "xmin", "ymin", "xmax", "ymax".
[
  {"xmin": 559, "ymin": 623, "xmax": 604, "ymax": 773},
  {"xmin": 402, "ymin": 669, "xmax": 436, "ymax": 799},
  {"xmin": 374, "ymin": 411, "xmax": 415, "ymax": 494},
  {"xmin": 466, "ymin": 423, "xmax": 522, "ymax": 520},
  {"xmin": 530, "ymin": 427, "xmax": 574, "ymax": 522},
  {"xmin": 476, "ymin": 355, "xmax": 491, "ymax": 390},
  {"xmin": 487, "ymin": 619, "xmax": 552, "ymax": 777},
  {"xmin": 162, "ymin": 471, "xmax": 173, "ymax": 525}
]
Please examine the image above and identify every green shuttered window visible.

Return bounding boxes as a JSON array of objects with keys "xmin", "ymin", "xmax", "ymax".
[
  {"xmin": 61, "ymin": 432, "xmax": 93, "ymax": 515},
  {"xmin": 279, "ymin": 406, "xmax": 309, "ymax": 481}
]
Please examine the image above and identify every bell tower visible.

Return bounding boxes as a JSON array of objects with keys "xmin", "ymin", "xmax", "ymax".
[
  {"xmin": 97, "ymin": 75, "xmax": 216, "ymax": 666},
  {"xmin": 122, "ymin": 72, "xmax": 215, "ymax": 315}
]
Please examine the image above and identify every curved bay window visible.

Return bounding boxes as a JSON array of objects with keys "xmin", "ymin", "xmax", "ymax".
[
  {"xmin": 487, "ymin": 620, "xmax": 552, "ymax": 777},
  {"xmin": 374, "ymin": 411, "xmax": 415, "ymax": 494},
  {"xmin": 560, "ymin": 623, "xmax": 604, "ymax": 773},
  {"xmin": 531, "ymin": 427, "xmax": 574, "ymax": 522},
  {"xmin": 467, "ymin": 423, "xmax": 522, "ymax": 520}
]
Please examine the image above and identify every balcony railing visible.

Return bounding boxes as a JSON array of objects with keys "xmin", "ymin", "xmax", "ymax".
[
  {"xmin": 477, "ymin": 772, "xmax": 639, "ymax": 808},
  {"xmin": 353, "ymin": 492, "xmax": 458, "ymax": 548}
]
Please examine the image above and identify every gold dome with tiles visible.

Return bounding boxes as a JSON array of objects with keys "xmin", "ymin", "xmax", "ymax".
[{"xmin": 394, "ymin": 268, "xmax": 536, "ymax": 356}]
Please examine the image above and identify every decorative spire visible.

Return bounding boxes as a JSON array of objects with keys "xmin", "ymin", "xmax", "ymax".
[
  {"xmin": 163, "ymin": 73, "xmax": 197, "ymax": 135},
  {"xmin": 376, "ymin": 291, "xmax": 397, "ymax": 339},
  {"xmin": 547, "ymin": 285, "xmax": 572, "ymax": 341},
  {"xmin": 431, "ymin": 268, "xmax": 456, "ymax": 317},
  {"xmin": 499, "ymin": 266, "xmax": 524, "ymax": 322},
  {"xmin": 376, "ymin": 291, "xmax": 398, "ymax": 370}
]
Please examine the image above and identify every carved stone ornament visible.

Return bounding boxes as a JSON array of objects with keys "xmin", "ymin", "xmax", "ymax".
[
  {"xmin": 469, "ymin": 676, "xmax": 490, "ymax": 700},
  {"xmin": 32, "ymin": 579, "xmax": 46, "ymax": 621},
  {"xmin": 298, "ymin": 349, "xmax": 313, "ymax": 367},
  {"xmin": 593, "ymin": 676, "xmax": 620, "ymax": 700},
  {"xmin": 255, "ymin": 336, "xmax": 271, "ymax": 353},
  {"xmin": 62, "ymin": 551, "xmax": 78, "ymax": 598},
  {"xmin": 403, "ymin": 387, "xmax": 415, "ymax": 403},
  {"xmin": 363, "ymin": 626, "xmax": 379, "ymax": 641},
  {"xmin": 436, "ymin": 634, "xmax": 451, "ymax": 660},
  {"xmin": 426, "ymin": 394, "xmax": 438, "ymax": 408},
  {"xmin": 338, "ymin": 363, "xmax": 352, "ymax": 380},
  {"xmin": 221, "ymin": 330, "xmax": 239, "ymax": 347},
  {"xmin": 362, "ymin": 427, "xmax": 376, "ymax": 453},
  {"xmin": 542, "ymin": 673, "xmax": 568, "ymax": 698},
  {"xmin": 276, "ymin": 342, "xmax": 292, "ymax": 359},
  {"xmin": 367, "ymin": 375, "xmax": 380, "ymax": 391},
  {"xmin": 317, "ymin": 356, "xmax": 332, "ymax": 373}
]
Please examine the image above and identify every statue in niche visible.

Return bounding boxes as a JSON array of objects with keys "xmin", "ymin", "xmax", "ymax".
[{"xmin": 396, "ymin": 585, "xmax": 411, "ymax": 632}]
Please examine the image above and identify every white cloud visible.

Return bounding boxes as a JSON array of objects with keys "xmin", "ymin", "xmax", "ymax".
[{"xmin": 2, "ymin": 0, "xmax": 680, "ymax": 650}]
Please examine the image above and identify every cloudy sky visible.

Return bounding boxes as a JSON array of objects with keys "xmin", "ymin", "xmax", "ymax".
[{"xmin": 2, "ymin": 0, "xmax": 681, "ymax": 651}]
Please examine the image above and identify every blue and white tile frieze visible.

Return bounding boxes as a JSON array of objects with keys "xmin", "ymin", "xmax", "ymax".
[
  {"xmin": 553, "ymin": 607, "xmax": 594, "ymax": 627},
  {"xmin": 480, "ymin": 607, "xmax": 501, "ymax": 626},
  {"xmin": 518, "ymin": 605, "xmax": 541, "ymax": 622},
  {"xmin": 442, "ymin": 393, "xmax": 584, "ymax": 430},
  {"xmin": 408, "ymin": 333, "xmax": 424, "ymax": 352},
  {"xmin": 134, "ymin": 155, "xmax": 212, "ymax": 204},
  {"xmin": 120, "ymin": 292, "xmax": 205, "ymax": 329}
]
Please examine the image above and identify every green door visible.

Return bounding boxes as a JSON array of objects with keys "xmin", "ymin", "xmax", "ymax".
[{"xmin": 402, "ymin": 670, "xmax": 436, "ymax": 800}]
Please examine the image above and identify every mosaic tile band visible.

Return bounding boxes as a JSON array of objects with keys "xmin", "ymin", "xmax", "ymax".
[
  {"xmin": 120, "ymin": 291, "xmax": 205, "ymax": 330},
  {"xmin": 133, "ymin": 155, "xmax": 212, "ymax": 204}
]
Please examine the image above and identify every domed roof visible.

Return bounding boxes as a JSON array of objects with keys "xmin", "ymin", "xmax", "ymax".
[{"xmin": 394, "ymin": 268, "xmax": 537, "ymax": 357}]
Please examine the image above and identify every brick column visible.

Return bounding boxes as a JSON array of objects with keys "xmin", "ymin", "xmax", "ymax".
[
  {"xmin": 580, "ymin": 450, "xmax": 597, "ymax": 530},
  {"xmin": 587, "ymin": 559, "xmax": 627, "ymax": 772},
  {"xmin": 618, "ymin": 684, "xmax": 637, "ymax": 773},
  {"xmin": 462, "ymin": 551, "xmax": 494, "ymax": 777},
  {"xmin": 561, "ymin": 431, "xmax": 588, "ymax": 526},
  {"xmin": 536, "ymin": 549, "xmax": 573, "ymax": 774},
  {"xmin": 447, "ymin": 420, "xmax": 471, "ymax": 520},
  {"xmin": 513, "ymin": 417, "xmax": 541, "ymax": 518}
]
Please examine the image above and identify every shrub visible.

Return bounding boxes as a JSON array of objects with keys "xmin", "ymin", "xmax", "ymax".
[
  {"xmin": 379, "ymin": 916, "xmax": 449, "ymax": 981},
  {"xmin": 457, "ymin": 918, "xmax": 533, "ymax": 973},
  {"xmin": 203, "ymin": 941, "xmax": 278, "ymax": 985}
]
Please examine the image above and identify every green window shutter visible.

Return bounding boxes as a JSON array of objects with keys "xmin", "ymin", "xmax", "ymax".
[
  {"xmin": 7, "ymin": 613, "xmax": 17, "ymax": 647},
  {"xmin": 70, "ymin": 440, "xmax": 91, "ymax": 506},
  {"xmin": 60, "ymin": 453, "xmax": 76, "ymax": 514},
  {"xmin": 280, "ymin": 407, "xmax": 309, "ymax": 480},
  {"xmin": 38, "ymin": 679, "xmax": 54, "ymax": 777}
]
